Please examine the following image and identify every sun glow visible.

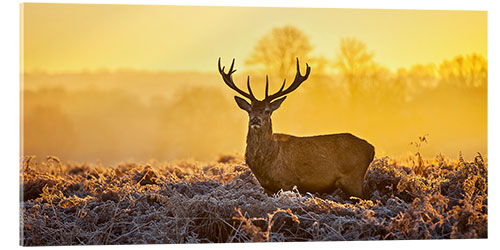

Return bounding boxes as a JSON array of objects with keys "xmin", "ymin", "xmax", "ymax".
[{"xmin": 21, "ymin": 3, "xmax": 487, "ymax": 163}]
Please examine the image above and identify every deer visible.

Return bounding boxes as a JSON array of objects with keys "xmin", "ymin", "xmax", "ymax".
[{"xmin": 218, "ymin": 58, "xmax": 375, "ymax": 198}]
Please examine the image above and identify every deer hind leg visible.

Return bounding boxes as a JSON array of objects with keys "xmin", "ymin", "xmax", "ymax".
[{"xmin": 339, "ymin": 176, "xmax": 365, "ymax": 199}]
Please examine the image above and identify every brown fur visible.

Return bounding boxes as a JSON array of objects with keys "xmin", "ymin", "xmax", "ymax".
[{"xmin": 244, "ymin": 114, "xmax": 374, "ymax": 198}]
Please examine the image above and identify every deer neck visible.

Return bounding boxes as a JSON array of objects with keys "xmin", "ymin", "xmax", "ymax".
[{"xmin": 245, "ymin": 120, "xmax": 279, "ymax": 179}]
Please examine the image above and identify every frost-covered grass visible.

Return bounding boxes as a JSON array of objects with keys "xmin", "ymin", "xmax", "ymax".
[{"xmin": 20, "ymin": 153, "xmax": 487, "ymax": 245}]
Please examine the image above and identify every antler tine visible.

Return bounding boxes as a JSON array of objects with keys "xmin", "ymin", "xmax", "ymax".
[
  {"xmin": 218, "ymin": 57, "xmax": 256, "ymax": 101},
  {"xmin": 265, "ymin": 75, "xmax": 269, "ymax": 98},
  {"xmin": 264, "ymin": 57, "xmax": 311, "ymax": 102},
  {"xmin": 278, "ymin": 78, "xmax": 286, "ymax": 92},
  {"xmin": 247, "ymin": 76, "xmax": 256, "ymax": 100},
  {"xmin": 295, "ymin": 57, "xmax": 311, "ymax": 80},
  {"xmin": 229, "ymin": 58, "xmax": 235, "ymax": 74},
  {"xmin": 218, "ymin": 57, "xmax": 223, "ymax": 72}
]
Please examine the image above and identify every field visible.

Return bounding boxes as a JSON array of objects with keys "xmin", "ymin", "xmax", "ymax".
[
  {"xmin": 19, "ymin": 5, "xmax": 488, "ymax": 246},
  {"xmin": 20, "ymin": 153, "xmax": 487, "ymax": 245}
]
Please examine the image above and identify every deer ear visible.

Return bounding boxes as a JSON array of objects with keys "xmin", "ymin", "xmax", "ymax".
[
  {"xmin": 270, "ymin": 97, "xmax": 286, "ymax": 111},
  {"xmin": 234, "ymin": 96, "xmax": 251, "ymax": 112}
]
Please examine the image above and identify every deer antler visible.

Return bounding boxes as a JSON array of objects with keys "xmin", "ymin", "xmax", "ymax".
[
  {"xmin": 264, "ymin": 58, "xmax": 311, "ymax": 102},
  {"xmin": 218, "ymin": 58, "xmax": 257, "ymax": 101}
]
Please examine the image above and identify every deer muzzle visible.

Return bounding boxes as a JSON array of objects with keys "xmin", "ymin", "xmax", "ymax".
[{"xmin": 250, "ymin": 117, "xmax": 261, "ymax": 129}]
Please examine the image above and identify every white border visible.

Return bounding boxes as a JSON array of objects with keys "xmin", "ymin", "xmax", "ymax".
[{"xmin": 2, "ymin": 1, "xmax": 497, "ymax": 250}]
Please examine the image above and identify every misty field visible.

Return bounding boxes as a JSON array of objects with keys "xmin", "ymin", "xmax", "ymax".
[{"xmin": 20, "ymin": 153, "xmax": 487, "ymax": 245}]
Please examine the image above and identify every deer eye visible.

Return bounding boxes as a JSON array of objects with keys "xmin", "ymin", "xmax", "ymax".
[{"xmin": 264, "ymin": 109, "xmax": 271, "ymax": 115}]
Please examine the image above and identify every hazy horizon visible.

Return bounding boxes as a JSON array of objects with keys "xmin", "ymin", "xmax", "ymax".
[{"xmin": 21, "ymin": 4, "xmax": 487, "ymax": 164}]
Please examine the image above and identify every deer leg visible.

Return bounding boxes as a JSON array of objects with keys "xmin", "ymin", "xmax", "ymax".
[
  {"xmin": 263, "ymin": 188, "xmax": 275, "ymax": 196},
  {"xmin": 340, "ymin": 177, "xmax": 364, "ymax": 199}
]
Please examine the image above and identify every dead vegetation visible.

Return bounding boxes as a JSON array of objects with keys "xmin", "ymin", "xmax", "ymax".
[{"xmin": 20, "ymin": 153, "xmax": 487, "ymax": 245}]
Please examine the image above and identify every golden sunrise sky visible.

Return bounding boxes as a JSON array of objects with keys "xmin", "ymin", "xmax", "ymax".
[{"xmin": 21, "ymin": 3, "xmax": 487, "ymax": 73}]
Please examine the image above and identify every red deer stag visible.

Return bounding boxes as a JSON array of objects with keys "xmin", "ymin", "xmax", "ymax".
[{"xmin": 218, "ymin": 58, "xmax": 375, "ymax": 198}]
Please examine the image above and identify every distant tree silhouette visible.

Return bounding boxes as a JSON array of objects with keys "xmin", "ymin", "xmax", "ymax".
[
  {"xmin": 334, "ymin": 37, "xmax": 376, "ymax": 101},
  {"xmin": 333, "ymin": 37, "xmax": 410, "ymax": 111},
  {"xmin": 438, "ymin": 53, "xmax": 487, "ymax": 88},
  {"xmin": 245, "ymin": 25, "xmax": 313, "ymax": 79},
  {"xmin": 395, "ymin": 64, "xmax": 438, "ymax": 102}
]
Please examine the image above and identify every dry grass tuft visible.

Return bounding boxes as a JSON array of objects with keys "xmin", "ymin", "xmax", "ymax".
[{"xmin": 20, "ymin": 153, "xmax": 487, "ymax": 245}]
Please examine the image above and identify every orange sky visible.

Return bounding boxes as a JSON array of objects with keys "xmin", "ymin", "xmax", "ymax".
[{"xmin": 21, "ymin": 3, "xmax": 487, "ymax": 73}]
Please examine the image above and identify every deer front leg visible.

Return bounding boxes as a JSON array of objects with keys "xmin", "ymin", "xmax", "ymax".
[{"xmin": 263, "ymin": 188, "xmax": 275, "ymax": 196}]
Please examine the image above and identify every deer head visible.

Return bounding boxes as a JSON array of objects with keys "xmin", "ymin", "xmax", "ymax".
[{"xmin": 218, "ymin": 58, "xmax": 311, "ymax": 131}]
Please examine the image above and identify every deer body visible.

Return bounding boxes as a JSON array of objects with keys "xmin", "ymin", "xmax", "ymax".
[
  {"xmin": 218, "ymin": 58, "xmax": 375, "ymax": 198},
  {"xmin": 247, "ymin": 131, "xmax": 374, "ymax": 197}
]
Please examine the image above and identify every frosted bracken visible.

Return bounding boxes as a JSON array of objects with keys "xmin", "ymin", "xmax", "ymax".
[{"xmin": 21, "ymin": 153, "xmax": 487, "ymax": 245}]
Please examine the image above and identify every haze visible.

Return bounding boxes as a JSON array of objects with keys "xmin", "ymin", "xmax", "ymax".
[
  {"xmin": 21, "ymin": 4, "xmax": 487, "ymax": 164},
  {"xmin": 22, "ymin": 4, "xmax": 486, "ymax": 73}
]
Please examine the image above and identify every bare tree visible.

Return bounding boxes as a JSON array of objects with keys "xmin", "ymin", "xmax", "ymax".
[
  {"xmin": 245, "ymin": 25, "xmax": 313, "ymax": 79},
  {"xmin": 334, "ymin": 37, "xmax": 376, "ymax": 100},
  {"xmin": 334, "ymin": 37, "xmax": 407, "ymax": 111}
]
